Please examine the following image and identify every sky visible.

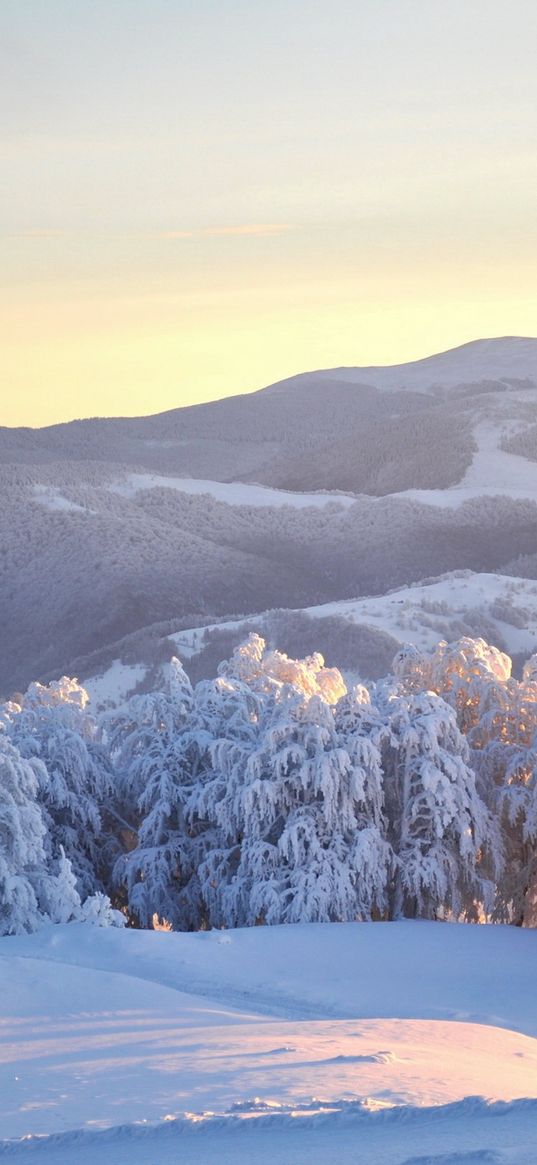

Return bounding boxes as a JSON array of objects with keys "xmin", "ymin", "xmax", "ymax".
[{"xmin": 2, "ymin": 0, "xmax": 537, "ymax": 427}]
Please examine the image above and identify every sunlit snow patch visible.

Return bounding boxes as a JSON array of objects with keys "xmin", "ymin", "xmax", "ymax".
[{"xmin": 83, "ymin": 661, "xmax": 148, "ymax": 711}]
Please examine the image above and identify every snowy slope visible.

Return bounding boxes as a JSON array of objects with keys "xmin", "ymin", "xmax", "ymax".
[
  {"xmin": 105, "ymin": 418, "xmax": 537, "ymax": 509},
  {"xmin": 79, "ymin": 571, "xmax": 537, "ymax": 713},
  {"xmin": 1, "ymin": 922, "xmax": 537, "ymax": 1163},
  {"xmin": 32, "ymin": 485, "xmax": 94, "ymax": 515},
  {"xmin": 303, "ymin": 571, "xmax": 537, "ymax": 657},
  {"xmin": 109, "ymin": 473, "xmax": 356, "ymax": 508},
  {"xmin": 3, "ymin": 958, "xmax": 534, "ymax": 1139},
  {"xmin": 392, "ymin": 420, "xmax": 537, "ymax": 508},
  {"xmin": 2, "ymin": 1100, "xmax": 536, "ymax": 1165},
  {"xmin": 162, "ymin": 570, "xmax": 537, "ymax": 679},
  {"xmin": 83, "ymin": 660, "xmax": 148, "ymax": 712}
]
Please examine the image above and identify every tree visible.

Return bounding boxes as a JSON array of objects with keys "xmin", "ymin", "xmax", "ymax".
[
  {"xmin": 191, "ymin": 647, "xmax": 391, "ymax": 927},
  {"xmin": 335, "ymin": 683, "xmax": 393, "ymax": 917},
  {"xmin": 378, "ymin": 682, "xmax": 499, "ymax": 920},
  {"xmin": 0, "ymin": 727, "xmax": 124, "ymax": 934},
  {"xmin": 3, "ymin": 677, "xmax": 112, "ymax": 897},
  {"xmin": 487, "ymin": 655, "xmax": 537, "ymax": 925},
  {"xmin": 0, "ymin": 733, "xmax": 47, "ymax": 935},
  {"xmin": 108, "ymin": 659, "xmax": 209, "ymax": 929},
  {"xmin": 218, "ymin": 632, "xmax": 347, "ymax": 703},
  {"xmin": 394, "ymin": 638, "xmax": 537, "ymax": 924},
  {"xmin": 392, "ymin": 637, "xmax": 512, "ymax": 737}
]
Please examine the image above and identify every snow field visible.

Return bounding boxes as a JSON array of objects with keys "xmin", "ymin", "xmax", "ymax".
[
  {"xmin": 1, "ymin": 921, "xmax": 537, "ymax": 1162},
  {"xmin": 83, "ymin": 661, "xmax": 148, "ymax": 712},
  {"xmin": 392, "ymin": 419, "xmax": 537, "ymax": 508},
  {"xmin": 304, "ymin": 571, "xmax": 537, "ymax": 656},
  {"xmin": 3, "ymin": 956, "xmax": 534, "ymax": 1138},
  {"xmin": 161, "ymin": 572, "xmax": 537, "ymax": 690},
  {"xmin": 108, "ymin": 473, "xmax": 357, "ymax": 508}
]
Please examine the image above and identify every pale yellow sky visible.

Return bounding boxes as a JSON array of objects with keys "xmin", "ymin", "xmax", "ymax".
[{"xmin": 2, "ymin": 0, "xmax": 537, "ymax": 427}]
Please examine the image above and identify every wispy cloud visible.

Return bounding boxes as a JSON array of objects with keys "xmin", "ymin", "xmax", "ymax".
[
  {"xmin": 157, "ymin": 223, "xmax": 292, "ymax": 240},
  {"xmin": 202, "ymin": 223, "xmax": 291, "ymax": 237},
  {"xmin": 4, "ymin": 229, "xmax": 69, "ymax": 239},
  {"xmin": 156, "ymin": 230, "xmax": 195, "ymax": 239},
  {"xmin": 3, "ymin": 224, "xmax": 292, "ymax": 242}
]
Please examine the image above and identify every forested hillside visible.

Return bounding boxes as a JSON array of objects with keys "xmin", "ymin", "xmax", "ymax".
[{"xmin": 2, "ymin": 337, "xmax": 537, "ymax": 696}]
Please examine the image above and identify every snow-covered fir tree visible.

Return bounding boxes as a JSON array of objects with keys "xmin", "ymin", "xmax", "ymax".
[
  {"xmin": 2, "ymin": 677, "xmax": 112, "ymax": 897},
  {"xmin": 108, "ymin": 658, "xmax": 210, "ymax": 929},
  {"xmin": 4, "ymin": 630, "xmax": 537, "ymax": 933},
  {"xmin": 190, "ymin": 638, "xmax": 391, "ymax": 927},
  {"xmin": 393, "ymin": 637, "xmax": 511, "ymax": 735},
  {"xmin": 394, "ymin": 638, "xmax": 537, "ymax": 923},
  {"xmin": 37, "ymin": 845, "xmax": 84, "ymax": 925},
  {"xmin": 0, "ymin": 732, "xmax": 48, "ymax": 935},
  {"xmin": 377, "ymin": 680, "xmax": 500, "ymax": 920},
  {"xmin": 0, "ymin": 735, "xmax": 113, "ymax": 933}
]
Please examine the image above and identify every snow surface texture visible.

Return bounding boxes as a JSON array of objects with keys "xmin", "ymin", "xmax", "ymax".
[{"xmin": 1, "ymin": 921, "xmax": 537, "ymax": 1163}]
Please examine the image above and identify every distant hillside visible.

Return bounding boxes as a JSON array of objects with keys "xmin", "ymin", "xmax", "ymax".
[
  {"xmin": 2, "ymin": 337, "xmax": 537, "ymax": 695},
  {"xmin": 81, "ymin": 570, "xmax": 537, "ymax": 713},
  {"xmin": 2, "ymin": 336, "xmax": 536, "ymax": 493}
]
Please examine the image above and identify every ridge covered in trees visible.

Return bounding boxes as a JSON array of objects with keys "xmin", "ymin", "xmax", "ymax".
[{"xmin": 1, "ymin": 633, "xmax": 537, "ymax": 935}]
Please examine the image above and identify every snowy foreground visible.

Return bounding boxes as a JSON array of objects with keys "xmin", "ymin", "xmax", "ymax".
[{"xmin": 1, "ymin": 922, "xmax": 537, "ymax": 1164}]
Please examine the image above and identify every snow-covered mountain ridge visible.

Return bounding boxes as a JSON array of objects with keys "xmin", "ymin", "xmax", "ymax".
[
  {"xmin": 83, "ymin": 571, "xmax": 537, "ymax": 711},
  {"xmin": 3, "ymin": 336, "xmax": 537, "ymax": 695},
  {"xmin": 264, "ymin": 335, "xmax": 537, "ymax": 394},
  {"xmin": 2, "ymin": 336, "xmax": 537, "ymax": 470}
]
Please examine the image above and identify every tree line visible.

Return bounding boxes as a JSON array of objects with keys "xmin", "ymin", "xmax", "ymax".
[{"xmin": 1, "ymin": 633, "xmax": 537, "ymax": 936}]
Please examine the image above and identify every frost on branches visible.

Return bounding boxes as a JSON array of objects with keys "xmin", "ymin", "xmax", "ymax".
[
  {"xmin": 182, "ymin": 636, "xmax": 388, "ymax": 927},
  {"xmin": 2, "ymin": 632, "xmax": 537, "ymax": 933},
  {"xmin": 0, "ymin": 679, "xmax": 122, "ymax": 934},
  {"xmin": 377, "ymin": 683, "xmax": 498, "ymax": 920},
  {"xmin": 0, "ymin": 733, "xmax": 121, "ymax": 934},
  {"xmin": 393, "ymin": 638, "xmax": 537, "ymax": 924},
  {"xmin": 108, "ymin": 658, "xmax": 210, "ymax": 930},
  {"xmin": 2, "ymin": 677, "xmax": 112, "ymax": 897},
  {"xmin": 191, "ymin": 683, "xmax": 391, "ymax": 927},
  {"xmin": 0, "ymin": 733, "xmax": 48, "ymax": 935}
]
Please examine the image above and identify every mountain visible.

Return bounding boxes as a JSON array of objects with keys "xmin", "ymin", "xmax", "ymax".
[
  {"xmin": 2, "ymin": 335, "xmax": 537, "ymax": 491},
  {"xmin": 284, "ymin": 335, "xmax": 537, "ymax": 392},
  {"xmin": 80, "ymin": 570, "xmax": 537, "ymax": 713},
  {"xmin": 2, "ymin": 336, "xmax": 537, "ymax": 696}
]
